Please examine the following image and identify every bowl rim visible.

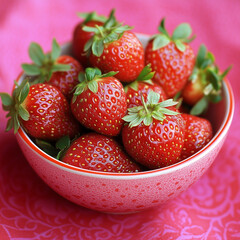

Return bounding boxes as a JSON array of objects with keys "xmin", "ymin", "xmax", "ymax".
[{"xmin": 16, "ymin": 35, "xmax": 235, "ymax": 180}]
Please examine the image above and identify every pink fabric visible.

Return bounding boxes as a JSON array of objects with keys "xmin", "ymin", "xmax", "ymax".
[{"xmin": 0, "ymin": 0, "xmax": 240, "ymax": 239}]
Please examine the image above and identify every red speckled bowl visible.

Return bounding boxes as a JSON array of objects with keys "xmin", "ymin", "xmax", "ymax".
[{"xmin": 15, "ymin": 34, "xmax": 234, "ymax": 214}]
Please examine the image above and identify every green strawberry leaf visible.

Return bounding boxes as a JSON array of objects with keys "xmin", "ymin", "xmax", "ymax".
[
  {"xmin": 158, "ymin": 18, "xmax": 170, "ymax": 38},
  {"xmin": 51, "ymin": 64, "xmax": 71, "ymax": 72},
  {"xmin": 158, "ymin": 99, "xmax": 179, "ymax": 108},
  {"xmin": 56, "ymin": 135, "xmax": 71, "ymax": 151},
  {"xmin": 82, "ymin": 26, "xmax": 100, "ymax": 33},
  {"xmin": 18, "ymin": 81, "xmax": 30, "ymax": 103},
  {"xmin": 0, "ymin": 93, "xmax": 13, "ymax": 106},
  {"xmin": 196, "ymin": 44, "xmax": 207, "ymax": 68},
  {"xmin": 35, "ymin": 139, "xmax": 59, "ymax": 157},
  {"xmin": 190, "ymin": 96, "xmax": 208, "ymax": 115},
  {"xmin": 78, "ymin": 72, "xmax": 86, "ymax": 83},
  {"xmin": 85, "ymin": 67, "xmax": 101, "ymax": 81},
  {"xmin": 51, "ymin": 38, "xmax": 61, "ymax": 60},
  {"xmin": 172, "ymin": 23, "xmax": 192, "ymax": 40},
  {"xmin": 207, "ymin": 69, "xmax": 220, "ymax": 90},
  {"xmin": 18, "ymin": 105, "xmax": 30, "ymax": 121},
  {"xmin": 88, "ymin": 80, "xmax": 98, "ymax": 93},
  {"xmin": 84, "ymin": 37, "xmax": 94, "ymax": 52},
  {"xmin": 103, "ymin": 9, "xmax": 116, "ymax": 28},
  {"xmin": 21, "ymin": 64, "xmax": 42, "ymax": 76},
  {"xmin": 123, "ymin": 91, "xmax": 179, "ymax": 127},
  {"xmin": 28, "ymin": 42, "xmax": 45, "ymax": 66},
  {"xmin": 77, "ymin": 11, "xmax": 107, "ymax": 24},
  {"xmin": 143, "ymin": 115, "xmax": 153, "ymax": 126},
  {"xmin": 152, "ymin": 34, "xmax": 170, "ymax": 50},
  {"xmin": 175, "ymin": 40, "xmax": 186, "ymax": 52},
  {"xmin": 92, "ymin": 38, "xmax": 104, "ymax": 57},
  {"xmin": 208, "ymin": 94, "xmax": 222, "ymax": 103},
  {"xmin": 6, "ymin": 118, "xmax": 14, "ymax": 132},
  {"xmin": 147, "ymin": 91, "xmax": 160, "ymax": 105},
  {"xmin": 136, "ymin": 64, "xmax": 155, "ymax": 81},
  {"xmin": 221, "ymin": 65, "xmax": 232, "ymax": 78}
]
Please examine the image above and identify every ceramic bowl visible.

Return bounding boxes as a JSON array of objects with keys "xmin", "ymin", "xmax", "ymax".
[{"xmin": 15, "ymin": 34, "xmax": 234, "ymax": 214}]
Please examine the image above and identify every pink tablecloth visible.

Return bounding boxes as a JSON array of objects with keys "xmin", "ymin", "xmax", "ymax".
[{"xmin": 0, "ymin": 0, "xmax": 240, "ymax": 239}]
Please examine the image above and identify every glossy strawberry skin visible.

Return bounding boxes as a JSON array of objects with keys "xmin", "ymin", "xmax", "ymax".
[
  {"xmin": 145, "ymin": 41, "xmax": 195, "ymax": 97},
  {"xmin": 22, "ymin": 84, "xmax": 80, "ymax": 140},
  {"xmin": 71, "ymin": 77, "xmax": 127, "ymax": 136},
  {"xmin": 180, "ymin": 113, "xmax": 213, "ymax": 160},
  {"xmin": 48, "ymin": 55, "xmax": 84, "ymax": 99},
  {"xmin": 126, "ymin": 82, "xmax": 167, "ymax": 108},
  {"xmin": 72, "ymin": 20, "xmax": 103, "ymax": 67},
  {"xmin": 62, "ymin": 133, "xmax": 141, "ymax": 173},
  {"xmin": 182, "ymin": 78, "xmax": 204, "ymax": 106},
  {"xmin": 89, "ymin": 31, "xmax": 145, "ymax": 83},
  {"xmin": 122, "ymin": 111, "xmax": 185, "ymax": 169}
]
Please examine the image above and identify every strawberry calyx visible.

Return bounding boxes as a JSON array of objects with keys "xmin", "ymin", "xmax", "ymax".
[
  {"xmin": 83, "ymin": 9, "xmax": 133, "ymax": 57},
  {"xmin": 151, "ymin": 18, "xmax": 195, "ymax": 52},
  {"xmin": 124, "ymin": 64, "xmax": 155, "ymax": 92},
  {"xmin": 77, "ymin": 11, "xmax": 107, "ymax": 24},
  {"xmin": 72, "ymin": 67, "xmax": 118, "ymax": 102},
  {"xmin": 22, "ymin": 39, "xmax": 70, "ymax": 83},
  {"xmin": 122, "ymin": 90, "xmax": 179, "ymax": 127},
  {"xmin": 189, "ymin": 44, "xmax": 232, "ymax": 115},
  {"xmin": 0, "ymin": 78, "xmax": 30, "ymax": 133}
]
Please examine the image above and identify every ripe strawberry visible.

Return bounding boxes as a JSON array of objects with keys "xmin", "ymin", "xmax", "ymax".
[
  {"xmin": 0, "ymin": 80, "xmax": 80, "ymax": 140},
  {"xmin": 22, "ymin": 39, "xmax": 84, "ymax": 99},
  {"xmin": 84, "ymin": 10, "xmax": 144, "ymax": 83},
  {"xmin": 122, "ymin": 91, "xmax": 185, "ymax": 169},
  {"xmin": 180, "ymin": 113, "xmax": 213, "ymax": 160},
  {"xmin": 125, "ymin": 64, "xmax": 167, "ymax": 108},
  {"xmin": 72, "ymin": 11, "xmax": 106, "ymax": 67},
  {"xmin": 145, "ymin": 18, "xmax": 195, "ymax": 97},
  {"xmin": 71, "ymin": 68, "xmax": 127, "ymax": 136},
  {"xmin": 62, "ymin": 132, "xmax": 141, "ymax": 173},
  {"xmin": 182, "ymin": 44, "xmax": 232, "ymax": 115}
]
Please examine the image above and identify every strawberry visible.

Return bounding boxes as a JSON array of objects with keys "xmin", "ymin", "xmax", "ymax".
[
  {"xmin": 122, "ymin": 91, "xmax": 185, "ymax": 169},
  {"xmin": 180, "ymin": 113, "xmax": 213, "ymax": 160},
  {"xmin": 62, "ymin": 132, "xmax": 141, "ymax": 173},
  {"xmin": 71, "ymin": 68, "xmax": 127, "ymax": 136},
  {"xmin": 83, "ymin": 10, "xmax": 144, "ymax": 83},
  {"xmin": 125, "ymin": 64, "xmax": 167, "ymax": 108},
  {"xmin": 22, "ymin": 39, "xmax": 84, "ymax": 99},
  {"xmin": 0, "ymin": 80, "xmax": 80, "ymax": 140},
  {"xmin": 145, "ymin": 18, "xmax": 195, "ymax": 97},
  {"xmin": 72, "ymin": 11, "xmax": 106, "ymax": 67},
  {"xmin": 182, "ymin": 44, "xmax": 232, "ymax": 115}
]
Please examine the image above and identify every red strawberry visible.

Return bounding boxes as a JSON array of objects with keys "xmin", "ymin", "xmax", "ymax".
[
  {"xmin": 22, "ymin": 39, "xmax": 84, "ymax": 99},
  {"xmin": 72, "ymin": 11, "xmax": 106, "ymax": 67},
  {"xmin": 125, "ymin": 64, "xmax": 167, "ymax": 108},
  {"xmin": 0, "ymin": 80, "xmax": 80, "ymax": 140},
  {"xmin": 145, "ymin": 18, "xmax": 195, "ymax": 97},
  {"xmin": 180, "ymin": 113, "xmax": 213, "ymax": 160},
  {"xmin": 84, "ymin": 10, "xmax": 144, "ymax": 83},
  {"xmin": 71, "ymin": 68, "xmax": 127, "ymax": 136},
  {"xmin": 122, "ymin": 91, "xmax": 185, "ymax": 169},
  {"xmin": 62, "ymin": 132, "xmax": 141, "ymax": 173},
  {"xmin": 182, "ymin": 44, "xmax": 232, "ymax": 115}
]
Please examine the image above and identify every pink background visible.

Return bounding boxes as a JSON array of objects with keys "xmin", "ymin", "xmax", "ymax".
[{"xmin": 0, "ymin": 0, "xmax": 240, "ymax": 239}]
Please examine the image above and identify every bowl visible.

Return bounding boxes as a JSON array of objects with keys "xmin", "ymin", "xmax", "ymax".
[{"xmin": 15, "ymin": 34, "xmax": 234, "ymax": 214}]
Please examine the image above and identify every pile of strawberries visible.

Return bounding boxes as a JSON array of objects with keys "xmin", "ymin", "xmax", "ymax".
[{"xmin": 0, "ymin": 10, "xmax": 231, "ymax": 173}]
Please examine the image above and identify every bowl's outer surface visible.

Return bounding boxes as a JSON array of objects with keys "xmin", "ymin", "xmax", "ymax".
[{"xmin": 15, "ymin": 34, "xmax": 234, "ymax": 213}]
